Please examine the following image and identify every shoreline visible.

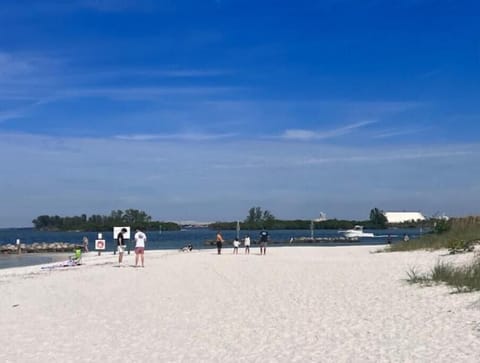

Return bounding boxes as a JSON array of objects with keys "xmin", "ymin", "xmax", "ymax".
[
  {"xmin": 1, "ymin": 246, "xmax": 479, "ymax": 362},
  {"xmin": 0, "ymin": 252, "xmax": 72, "ymax": 271}
]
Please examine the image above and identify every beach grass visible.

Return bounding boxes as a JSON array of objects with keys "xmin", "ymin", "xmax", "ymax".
[
  {"xmin": 390, "ymin": 216, "xmax": 480, "ymax": 252},
  {"xmin": 407, "ymin": 257, "xmax": 480, "ymax": 292},
  {"xmin": 406, "ymin": 266, "xmax": 430, "ymax": 284}
]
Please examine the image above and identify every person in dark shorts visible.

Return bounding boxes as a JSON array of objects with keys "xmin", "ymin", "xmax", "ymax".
[
  {"xmin": 259, "ymin": 230, "xmax": 269, "ymax": 255},
  {"xmin": 233, "ymin": 238, "xmax": 240, "ymax": 254},
  {"xmin": 244, "ymin": 235, "xmax": 251, "ymax": 254},
  {"xmin": 216, "ymin": 231, "xmax": 224, "ymax": 255},
  {"xmin": 117, "ymin": 228, "xmax": 127, "ymax": 264}
]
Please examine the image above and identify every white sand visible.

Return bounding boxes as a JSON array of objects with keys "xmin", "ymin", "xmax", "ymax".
[{"xmin": 1, "ymin": 246, "xmax": 480, "ymax": 362}]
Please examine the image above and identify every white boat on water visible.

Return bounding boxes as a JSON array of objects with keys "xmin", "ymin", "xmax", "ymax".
[{"xmin": 339, "ymin": 225, "xmax": 375, "ymax": 238}]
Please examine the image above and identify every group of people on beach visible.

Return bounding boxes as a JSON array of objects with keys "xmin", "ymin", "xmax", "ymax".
[
  {"xmin": 215, "ymin": 230, "xmax": 269, "ymax": 255},
  {"xmin": 116, "ymin": 228, "xmax": 147, "ymax": 267},
  {"xmin": 85, "ymin": 228, "xmax": 268, "ymax": 267}
]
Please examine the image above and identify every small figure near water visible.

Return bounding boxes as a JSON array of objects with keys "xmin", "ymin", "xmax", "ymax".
[
  {"xmin": 233, "ymin": 238, "xmax": 240, "ymax": 254},
  {"xmin": 403, "ymin": 234, "xmax": 410, "ymax": 243},
  {"xmin": 387, "ymin": 234, "xmax": 392, "ymax": 245},
  {"xmin": 181, "ymin": 244, "xmax": 193, "ymax": 252},
  {"xmin": 82, "ymin": 236, "xmax": 89, "ymax": 252},
  {"xmin": 244, "ymin": 235, "xmax": 251, "ymax": 254},
  {"xmin": 216, "ymin": 231, "xmax": 224, "ymax": 255},
  {"xmin": 259, "ymin": 230, "xmax": 269, "ymax": 255}
]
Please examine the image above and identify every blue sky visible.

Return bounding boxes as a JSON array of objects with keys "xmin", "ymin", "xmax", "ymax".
[{"xmin": 1, "ymin": 0, "xmax": 479, "ymax": 227}]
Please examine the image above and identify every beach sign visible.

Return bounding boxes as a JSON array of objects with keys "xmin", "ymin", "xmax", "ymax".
[
  {"xmin": 113, "ymin": 226, "xmax": 131, "ymax": 240},
  {"xmin": 95, "ymin": 239, "xmax": 106, "ymax": 250}
]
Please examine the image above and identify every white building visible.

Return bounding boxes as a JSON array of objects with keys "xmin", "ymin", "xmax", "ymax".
[
  {"xmin": 314, "ymin": 212, "xmax": 327, "ymax": 222},
  {"xmin": 384, "ymin": 212, "xmax": 426, "ymax": 224}
]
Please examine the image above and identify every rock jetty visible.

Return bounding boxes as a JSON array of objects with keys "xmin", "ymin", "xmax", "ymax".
[{"xmin": 0, "ymin": 242, "xmax": 83, "ymax": 254}]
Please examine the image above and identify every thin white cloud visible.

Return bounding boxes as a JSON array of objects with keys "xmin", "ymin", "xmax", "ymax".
[
  {"xmin": 301, "ymin": 150, "xmax": 473, "ymax": 165},
  {"xmin": 108, "ymin": 69, "xmax": 230, "ymax": 78},
  {"xmin": 373, "ymin": 127, "xmax": 430, "ymax": 139},
  {"xmin": 1, "ymin": 132, "xmax": 480, "ymax": 227},
  {"xmin": 0, "ymin": 54, "xmax": 239, "ymax": 107},
  {"xmin": 0, "ymin": 53, "xmax": 33, "ymax": 78},
  {"xmin": 114, "ymin": 132, "xmax": 237, "ymax": 141},
  {"xmin": 0, "ymin": 110, "xmax": 25, "ymax": 123},
  {"xmin": 0, "ymin": 0, "xmax": 153, "ymax": 15},
  {"xmin": 56, "ymin": 86, "xmax": 240, "ymax": 100},
  {"xmin": 282, "ymin": 129, "xmax": 317, "ymax": 140},
  {"xmin": 80, "ymin": 0, "xmax": 136, "ymax": 11},
  {"xmin": 281, "ymin": 120, "xmax": 377, "ymax": 140}
]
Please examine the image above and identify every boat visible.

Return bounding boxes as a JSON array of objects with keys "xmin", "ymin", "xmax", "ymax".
[{"xmin": 339, "ymin": 225, "xmax": 375, "ymax": 238}]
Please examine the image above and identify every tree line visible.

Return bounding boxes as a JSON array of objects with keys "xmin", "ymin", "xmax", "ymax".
[
  {"xmin": 209, "ymin": 206, "xmax": 433, "ymax": 231},
  {"xmin": 32, "ymin": 209, "xmax": 180, "ymax": 231},
  {"xmin": 32, "ymin": 206, "xmax": 433, "ymax": 232}
]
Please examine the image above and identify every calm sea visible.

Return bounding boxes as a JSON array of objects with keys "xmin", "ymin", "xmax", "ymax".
[{"xmin": 0, "ymin": 227, "xmax": 422, "ymax": 269}]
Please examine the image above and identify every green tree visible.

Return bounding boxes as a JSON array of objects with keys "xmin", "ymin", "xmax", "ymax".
[
  {"xmin": 244, "ymin": 206, "xmax": 276, "ymax": 229},
  {"xmin": 262, "ymin": 210, "xmax": 276, "ymax": 229},
  {"xmin": 122, "ymin": 209, "xmax": 152, "ymax": 228},
  {"xmin": 369, "ymin": 208, "xmax": 388, "ymax": 228}
]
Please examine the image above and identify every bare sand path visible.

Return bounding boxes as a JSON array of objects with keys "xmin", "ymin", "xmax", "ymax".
[{"xmin": 1, "ymin": 246, "xmax": 479, "ymax": 362}]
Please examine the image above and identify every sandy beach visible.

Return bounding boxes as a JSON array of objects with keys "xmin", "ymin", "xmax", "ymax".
[{"xmin": 1, "ymin": 245, "xmax": 480, "ymax": 362}]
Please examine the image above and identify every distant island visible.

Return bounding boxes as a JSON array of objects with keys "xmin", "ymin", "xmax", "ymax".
[
  {"xmin": 32, "ymin": 209, "xmax": 181, "ymax": 232},
  {"xmin": 31, "ymin": 207, "xmax": 433, "ymax": 232}
]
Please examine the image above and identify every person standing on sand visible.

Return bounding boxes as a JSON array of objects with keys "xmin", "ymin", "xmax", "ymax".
[
  {"xmin": 117, "ymin": 228, "xmax": 127, "ymax": 264},
  {"xmin": 259, "ymin": 230, "xmax": 269, "ymax": 255},
  {"xmin": 233, "ymin": 238, "xmax": 240, "ymax": 254},
  {"xmin": 82, "ymin": 236, "xmax": 89, "ymax": 252},
  {"xmin": 244, "ymin": 235, "xmax": 251, "ymax": 254},
  {"xmin": 216, "ymin": 231, "xmax": 224, "ymax": 255},
  {"xmin": 134, "ymin": 228, "xmax": 147, "ymax": 267}
]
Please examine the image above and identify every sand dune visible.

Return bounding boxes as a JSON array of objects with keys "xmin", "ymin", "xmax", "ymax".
[{"xmin": 1, "ymin": 246, "xmax": 480, "ymax": 362}]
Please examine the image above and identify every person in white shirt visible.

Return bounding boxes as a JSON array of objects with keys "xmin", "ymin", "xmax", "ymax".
[
  {"xmin": 244, "ymin": 235, "xmax": 251, "ymax": 255},
  {"xmin": 233, "ymin": 238, "xmax": 240, "ymax": 254},
  {"xmin": 134, "ymin": 229, "xmax": 147, "ymax": 267}
]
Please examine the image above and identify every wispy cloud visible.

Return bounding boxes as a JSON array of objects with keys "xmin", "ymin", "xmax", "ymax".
[
  {"xmin": 281, "ymin": 120, "xmax": 377, "ymax": 140},
  {"xmin": 61, "ymin": 68, "xmax": 232, "ymax": 84},
  {"xmin": 372, "ymin": 127, "xmax": 430, "ymax": 139},
  {"xmin": 80, "ymin": 0, "xmax": 144, "ymax": 12},
  {"xmin": 56, "ymin": 86, "xmax": 240, "ymax": 101},
  {"xmin": 1, "ymin": 132, "xmax": 479, "ymax": 226},
  {"xmin": 301, "ymin": 150, "xmax": 473, "ymax": 165},
  {"xmin": 0, "ymin": 52, "xmax": 60, "ymax": 81},
  {"xmin": 0, "ymin": 51, "xmax": 237, "ymax": 106},
  {"xmin": 0, "ymin": 0, "xmax": 156, "ymax": 16},
  {"xmin": 114, "ymin": 132, "xmax": 237, "ymax": 141},
  {"xmin": 0, "ymin": 110, "xmax": 25, "ymax": 123}
]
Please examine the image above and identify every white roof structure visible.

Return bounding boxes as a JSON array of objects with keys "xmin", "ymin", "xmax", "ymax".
[
  {"xmin": 314, "ymin": 212, "xmax": 327, "ymax": 222},
  {"xmin": 384, "ymin": 212, "xmax": 426, "ymax": 224}
]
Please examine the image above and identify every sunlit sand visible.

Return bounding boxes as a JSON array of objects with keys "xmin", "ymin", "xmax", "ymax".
[{"xmin": 1, "ymin": 246, "xmax": 480, "ymax": 362}]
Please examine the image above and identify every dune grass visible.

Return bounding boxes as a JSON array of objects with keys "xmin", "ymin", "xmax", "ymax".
[
  {"xmin": 407, "ymin": 257, "xmax": 480, "ymax": 292},
  {"xmin": 398, "ymin": 217, "xmax": 480, "ymax": 292},
  {"xmin": 390, "ymin": 216, "xmax": 480, "ymax": 252}
]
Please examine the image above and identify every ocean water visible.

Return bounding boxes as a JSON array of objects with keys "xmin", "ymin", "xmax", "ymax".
[
  {"xmin": 0, "ymin": 227, "xmax": 422, "ymax": 269},
  {"xmin": 0, "ymin": 253, "xmax": 70, "ymax": 269}
]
